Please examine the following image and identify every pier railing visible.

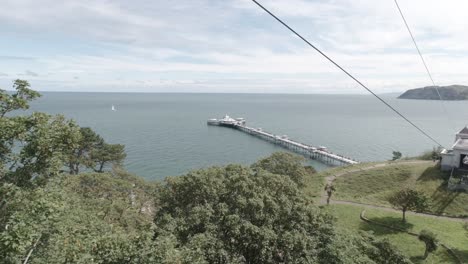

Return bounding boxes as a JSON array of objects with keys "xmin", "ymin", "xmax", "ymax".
[{"xmin": 210, "ymin": 120, "xmax": 358, "ymax": 166}]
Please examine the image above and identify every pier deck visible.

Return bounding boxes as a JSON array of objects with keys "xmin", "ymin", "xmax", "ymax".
[{"xmin": 208, "ymin": 116, "xmax": 359, "ymax": 166}]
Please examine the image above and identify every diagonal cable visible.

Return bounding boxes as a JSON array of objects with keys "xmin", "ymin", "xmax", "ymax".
[
  {"xmin": 394, "ymin": 0, "xmax": 455, "ymax": 131},
  {"xmin": 250, "ymin": 0, "xmax": 443, "ymax": 147}
]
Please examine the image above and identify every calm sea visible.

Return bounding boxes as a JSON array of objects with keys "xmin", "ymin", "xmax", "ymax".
[{"xmin": 27, "ymin": 92, "xmax": 467, "ymax": 180}]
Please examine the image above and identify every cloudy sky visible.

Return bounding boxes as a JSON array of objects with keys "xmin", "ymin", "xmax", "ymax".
[{"xmin": 1, "ymin": 0, "xmax": 467, "ymax": 93}]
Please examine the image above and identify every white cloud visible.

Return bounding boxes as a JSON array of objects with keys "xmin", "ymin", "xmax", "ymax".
[{"xmin": 0, "ymin": 0, "xmax": 468, "ymax": 93}]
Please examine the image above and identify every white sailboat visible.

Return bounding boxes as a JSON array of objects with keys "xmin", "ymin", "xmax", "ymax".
[{"xmin": 111, "ymin": 105, "xmax": 116, "ymax": 111}]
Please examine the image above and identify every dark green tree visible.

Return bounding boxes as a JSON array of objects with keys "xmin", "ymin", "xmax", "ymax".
[
  {"xmin": 387, "ymin": 188, "xmax": 429, "ymax": 222},
  {"xmin": 0, "ymin": 80, "xmax": 81, "ymax": 187},
  {"xmin": 154, "ymin": 162, "xmax": 411, "ymax": 264},
  {"xmin": 0, "ymin": 79, "xmax": 40, "ymax": 117},
  {"xmin": 0, "ymin": 171, "xmax": 158, "ymax": 263},
  {"xmin": 90, "ymin": 143, "xmax": 126, "ymax": 173},
  {"xmin": 324, "ymin": 183, "xmax": 336, "ymax": 205},
  {"xmin": 154, "ymin": 164, "xmax": 335, "ymax": 263},
  {"xmin": 68, "ymin": 127, "xmax": 104, "ymax": 174},
  {"xmin": 392, "ymin": 151, "xmax": 402, "ymax": 161},
  {"xmin": 251, "ymin": 152, "xmax": 311, "ymax": 186},
  {"xmin": 0, "ymin": 113, "xmax": 81, "ymax": 187},
  {"xmin": 418, "ymin": 229, "xmax": 438, "ymax": 259}
]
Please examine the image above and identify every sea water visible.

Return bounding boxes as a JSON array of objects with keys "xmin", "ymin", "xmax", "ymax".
[{"xmin": 27, "ymin": 92, "xmax": 468, "ymax": 180}]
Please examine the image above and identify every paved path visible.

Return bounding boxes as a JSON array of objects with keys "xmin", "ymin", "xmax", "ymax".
[
  {"xmin": 331, "ymin": 199, "xmax": 467, "ymax": 222},
  {"xmin": 320, "ymin": 160, "xmax": 468, "ymax": 223}
]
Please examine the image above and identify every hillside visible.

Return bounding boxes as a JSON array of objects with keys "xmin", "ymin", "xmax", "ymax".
[
  {"xmin": 398, "ymin": 85, "xmax": 468, "ymax": 100},
  {"xmin": 307, "ymin": 160, "xmax": 468, "ymax": 263}
]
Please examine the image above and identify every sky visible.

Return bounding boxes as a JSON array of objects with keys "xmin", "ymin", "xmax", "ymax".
[{"xmin": 1, "ymin": 0, "xmax": 468, "ymax": 94}]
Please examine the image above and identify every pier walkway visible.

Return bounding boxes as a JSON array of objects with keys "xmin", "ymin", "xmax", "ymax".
[{"xmin": 208, "ymin": 116, "xmax": 359, "ymax": 166}]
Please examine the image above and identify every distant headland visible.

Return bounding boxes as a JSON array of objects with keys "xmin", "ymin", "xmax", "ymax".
[{"xmin": 398, "ymin": 85, "xmax": 468, "ymax": 100}]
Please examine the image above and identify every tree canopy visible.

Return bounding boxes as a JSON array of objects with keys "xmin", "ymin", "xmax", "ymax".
[
  {"xmin": 251, "ymin": 152, "xmax": 313, "ymax": 187},
  {"xmin": 154, "ymin": 162, "xmax": 410, "ymax": 264},
  {"xmin": 0, "ymin": 80, "xmax": 81, "ymax": 187},
  {"xmin": 387, "ymin": 188, "xmax": 429, "ymax": 222},
  {"xmin": 0, "ymin": 79, "xmax": 40, "ymax": 117}
]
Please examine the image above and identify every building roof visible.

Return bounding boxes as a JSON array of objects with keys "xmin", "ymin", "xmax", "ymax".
[
  {"xmin": 453, "ymin": 138, "xmax": 468, "ymax": 150},
  {"xmin": 459, "ymin": 126, "xmax": 468, "ymax": 134}
]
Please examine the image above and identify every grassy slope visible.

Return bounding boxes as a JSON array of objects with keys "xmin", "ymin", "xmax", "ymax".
[
  {"xmin": 304, "ymin": 162, "xmax": 381, "ymax": 203},
  {"xmin": 326, "ymin": 204, "xmax": 468, "ymax": 264},
  {"xmin": 304, "ymin": 161, "xmax": 467, "ymax": 263},
  {"xmin": 332, "ymin": 162, "xmax": 468, "ymax": 217}
]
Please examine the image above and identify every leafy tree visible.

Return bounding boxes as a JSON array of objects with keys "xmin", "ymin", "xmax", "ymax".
[
  {"xmin": 324, "ymin": 183, "xmax": 336, "ymax": 205},
  {"xmin": 387, "ymin": 188, "xmax": 429, "ymax": 222},
  {"xmin": 154, "ymin": 162, "xmax": 410, "ymax": 263},
  {"xmin": 0, "ymin": 182, "xmax": 63, "ymax": 263},
  {"xmin": 89, "ymin": 143, "xmax": 126, "ymax": 173},
  {"xmin": 67, "ymin": 127, "xmax": 104, "ymax": 174},
  {"xmin": 251, "ymin": 152, "xmax": 311, "ymax": 186},
  {"xmin": 0, "ymin": 170, "xmax": 158, "ymax": 263},
  {"xmin": 0, "ymin": 79, "xmax": 40, "ymax": 117},
  {"xmin": 0, "ymin": 113, "xmax": 81, "ymax": 187},
  {"xmin": 418, "ymin": 229, "xmax": 438, "ymax": 259},
  {"xmin": 154, "ymin": 164, "xmax": 335, "ymax": 263},
  {"xmin": 0, "ymin": 80, "xmax": 81, "ymax": 187},
  {"xmin": 392, "ymin": 151, "xmax": 402, "ymax": 161}
]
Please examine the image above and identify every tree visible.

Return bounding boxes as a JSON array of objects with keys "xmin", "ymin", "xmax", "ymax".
[
  {"xmin": 90, "ymin": 143, "xmax": 126, "ymax": 173},
  {"xmin": 0, "ymin": 80, "xmax": 81, "ymax": 187},
  {"xmin": 251, "ymin": 152, "xmax": 312, "ymax": 187},
  {"xmin": 0, "ymin": 113, "xmax": 81, "ymax": 187},
  {"xmin": 0, "ymin": 79, "xmax": 40, "ymax": 117},
  {"xmin": 418, "ymin": 230, "xmax": 438, "ymax": 259},
  {"xmin": 392, "ymin": 151, "xmax": 402, "ymax": 161},
  {"xmin": 324, "ymin": 183, "xmax": 336, "ymax": 205},
  {"xmin": 0, "ymin": 171, "xmax": 158, "ymax": 263},
  {"xmin": 154, "ymin": 164, "xmax": 335, "ymax": 263},
  {"xmin": 387, "ymin": 188, "xmax": 429, "ymax": 222},
  {"xmin": 67, "ymin": 127, "xmax": 104, "ymax": 174},
  {"xmin": 154, "ymin": 161, "xmax": 411, "ymax": 263}
]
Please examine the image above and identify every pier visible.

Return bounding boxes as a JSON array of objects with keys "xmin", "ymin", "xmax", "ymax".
[{"xmin": 208, "ymin": 115, "xmax": 359, "ymax": 166}]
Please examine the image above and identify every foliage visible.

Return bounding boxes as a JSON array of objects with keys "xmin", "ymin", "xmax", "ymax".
[
  {"xmin": 0, "ymin": 170, "xmax": 159, "ymax": 263},
  {"xmin": 251, "ymin": 152, "xmax": 311, "ymax": 187},
  {"xmin": 0, "ymin": 182, "xmax": 64, "ymax": 263},
  {"xmin": 67, "ymin": 127, "xmax": 126, "ymax": 174},
  {"xmin": 388, "ymin": 188, "xmax": 429, "ymax": 222},
  {"xmin": 392, "ymin": 151, "xmax": 402, "ymax": 161},
  {"xmin": 0, "ymin": 80, "xmax": 82, "ymax": 187},
  {"xmin": 324, "ymin": 183, "xmax": 336, "ymax": 205},
  {"xmin": 418, "ymin": 229, "xmax": 438, "ymax": 259},
  {"xmin": 67, "ymin": 127, "xmax": 104, "ymax": 174},
  {"xmin": 89, "ymin": 143, "xmax": 126, "ymax": 173},
  {"xmin": 0, "ymin": 79, "xmax": 40, "ymax": 117},
  {"xmin": 154, "ymin": 163, "xmax": 410, "ymax": 263},
  {"xmin": 0, "ymin": 112, "xmax": 81, "ymax": 187}
]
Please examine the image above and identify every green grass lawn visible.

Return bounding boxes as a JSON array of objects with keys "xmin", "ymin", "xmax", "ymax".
[
  {"xmin": 326, "ymin": 204, "xmax": 468, "ymax": 264},
  {"xmin": 304, "ymin": 162, "xmax": 381, "ymax": 203},
  {"xmin": 332, "ymin": 162, "xmax": 468, "ymax": 217}
]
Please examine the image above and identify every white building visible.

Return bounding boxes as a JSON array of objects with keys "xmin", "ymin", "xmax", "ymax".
[{"xmin": 440, "ymin": 126, "xmax": 468, "ymax": 171}]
